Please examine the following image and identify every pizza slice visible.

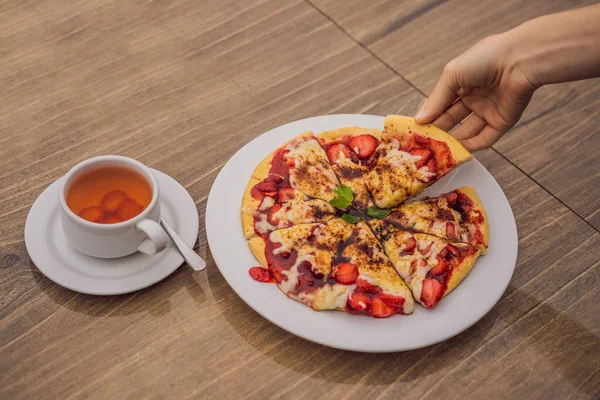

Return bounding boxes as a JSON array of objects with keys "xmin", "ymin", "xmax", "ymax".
[
  {"xmin": 384, "ymin": 186, "xmax": 489, "ymax": 252},
  {"xmin": 369, "ymin": 219, "xmax": 481, "ymax": 309},
  {"xmin": 241, "ymin": 132, "xmax": 341, "ymax": 239},
  {"xmin": 340, "ymin": 221, "xmax": 414, "ymax": 317},
  {"xmin": 366, "ymin": 115, "xmax": 472, "ymax": 208},
  {"xmin": 241, "ymin": 179, "xmax": 336, "ymax": 239},
  {"xmin": 249, "ymin": 219, "xmax": 414, "ymax": 317},
  {"xmin": 316, "ymin": 127, "xmax": 382, "ymax": 210}
]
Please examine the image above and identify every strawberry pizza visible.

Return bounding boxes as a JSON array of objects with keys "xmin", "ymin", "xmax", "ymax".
[{"xmin": 242, "ymin": 115, "xmax": 489, "ymax": 318}]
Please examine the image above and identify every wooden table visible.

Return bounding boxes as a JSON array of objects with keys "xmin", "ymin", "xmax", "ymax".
[{"xmin": 1, "ymin": 1, "xmax": 598, "ymax": 398}]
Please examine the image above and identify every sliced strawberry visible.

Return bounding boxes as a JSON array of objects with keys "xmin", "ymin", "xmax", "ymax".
[
  {"xmin": 403, "ymin": 236, "xmax": 417, "ymax": 254},
  {"xmin": 100, "ymin": 190, "xmax": 127, "ymax": 213},
  {"xmin": 349, "ymin": 135, "xmax": 378, "ymax": 159},
  {"xmin": 355, "ymin": 279, "xmax": 380, "ymax": 294},
  {"xmin": 267, "ymin": 203, "xmax": 282, "ymax": 225},
  {"xmin": 347, "ymin": 292, "xmax": 370, "ymax": 311},
  {"xmin": 409, "ymin": 148, "xmax": 433, "ymax": 168},
  {"xmin": 370, "ymin": 297, "xmax": 397, "ymax": 318},
  {"xmin": 425, "ymin": 157, "xmax": 437, "ymax": 175},
  {"xmin": 447, "ymin": 244, "xmax": 460, "ymax": 257},
  {"xmin": 334, "ymin": 263, "xmax": 359, "ymax": 285},
  {"xmin": 255, "ymin": 181, "xmax": 279, "ymax": 196},
  {"xmin": 115, "ymin": 200, "xmax": 144, "ymax": 221},
  {"xmin": 421, "ymin": 278, "xmax": 445, "ymax": 308},
  {"xmin": 419, "ymin": 242, "xmax": 433, "ymax": 255},
  {"xmin": 446, "ymin": 222, "xmax": 459, "ymax": 241},
  {"xmin": 79, "ymin": 206, "xmax": 104, "ymax": 223},
  {"xmin": 326, "ymin": 143, "xmax": 352, "ymax": 164},
  {"xmin": 278, "ymin": 187, "xmax": 295, "ymax": 202},
  {"xmin": 379, "ymin": 293, "xmax": 405, "ymax": 309},
  {"xmin": 429, "ymin": 139, "xmax": 454, "ymax": 172},
  {"xmin": 444, "ymin": 191, "xmax": 458, "ymax": 205},
  {"xmin": 430, "ymin": 255, "xmax": 448, "ymax": 276},
  {"xmin": 455, "ymin": 191, "xmax": 474, "ymax": 213},
  {"xmin": 249, "ymin": 266, "xmax": 274, "ymax": 283},
  {"xmin": 268, "ymin": 174, "xmax": 284, "ymax": 183}
]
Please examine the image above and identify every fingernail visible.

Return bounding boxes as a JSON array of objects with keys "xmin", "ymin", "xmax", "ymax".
[{"xmin": 415, "ymin": 107, "xmax": 426, "ymax": 121}]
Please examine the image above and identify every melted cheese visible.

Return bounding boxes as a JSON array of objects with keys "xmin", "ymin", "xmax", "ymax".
[
  {"xmin": 387, "ymin": 147, "xmax": 423, "ymax": 167},
  {"xmin": 284, "ymin": 136, "xmax": 340, "ymax": 201},
  {"xmin": 252, "ymin": 194, "xmax": 335, "ymax": 234},
  {"xmin": 259, "ymin": 196, "xmax": 275, "ymax": 211},
  {"xmin": 254, "ymin": 213, "xmax": 276, "ymax": 234}
]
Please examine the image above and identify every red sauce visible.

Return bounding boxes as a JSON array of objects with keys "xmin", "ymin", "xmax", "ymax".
[
  {"xmin": 250, "ymin": 145, "xmax": 298, "ymax": 234},
  {"xmin": 448, "ymin": 191, "xmax": 486, "ymax": 247},
  {"xmin": 249, "ymin": 266, "xmax": 274, "ymax": 283},
  {"xmin": 250, "ymin": 185, "xmax": 264, "ymax": 201},
  {"xmin": 291, "ymin": 261, "xmax": 336, "ymax": 295},
  {"xmin": 264, "ymin": 237, "xmax": 297, "ymax": 283},
  {"xmin": 270, "ymin": 147, "xmax": 293, "ymax": 181}
]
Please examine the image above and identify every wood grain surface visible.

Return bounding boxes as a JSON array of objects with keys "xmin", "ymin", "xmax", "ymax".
[{"xmin": 0, "ymin": 0, "xmax": 598, "ymax": 399}]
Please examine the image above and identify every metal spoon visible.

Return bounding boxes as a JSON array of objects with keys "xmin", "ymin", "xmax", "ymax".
[{"xmin": 160, "ymin": 217, "xmax": 206, "ymax": 271}]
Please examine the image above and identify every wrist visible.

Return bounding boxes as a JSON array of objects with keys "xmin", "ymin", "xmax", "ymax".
[
  {"xmin": 502, "ymin": 23, "xmax": 543, "ymax": 90},
  {"xmin": 502, "ymin": 5, "xmax": 600, "ymax": 87}
]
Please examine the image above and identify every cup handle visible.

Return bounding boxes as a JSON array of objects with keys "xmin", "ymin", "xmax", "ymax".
[{"xmin": 136, "ymin": 219, "xmax": 169, "ymax": 255}]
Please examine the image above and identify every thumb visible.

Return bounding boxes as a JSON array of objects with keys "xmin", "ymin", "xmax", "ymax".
[{"xmin": 415, "ymin": 62, "xmax": 461, "ymax": 124}]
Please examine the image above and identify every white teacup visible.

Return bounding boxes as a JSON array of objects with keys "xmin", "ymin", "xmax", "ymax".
[{"xmin": 58, "ymin": 155, "xmax": 169, "ymax": 258}]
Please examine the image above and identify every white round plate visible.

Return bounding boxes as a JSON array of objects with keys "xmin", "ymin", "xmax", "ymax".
[
  {"xmin": 25, "ymin": 169, "xmax": 199, "ymax": 295},
  {"xmin": 206, "ymin": 114, "xmax": 518, "ymax": 352}
]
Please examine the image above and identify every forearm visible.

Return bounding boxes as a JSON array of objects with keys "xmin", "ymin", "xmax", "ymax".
[{"xmin": 504, "ymin": 4, "xmax": 600, "ymax": 87}]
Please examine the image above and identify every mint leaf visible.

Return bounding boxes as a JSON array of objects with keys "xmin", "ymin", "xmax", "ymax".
[
  {"xmin": 333, "ymin": 185, "xmax": 353, "ymax": 202},
  {"xmin": 330, "ymin": 185, "xmax": 354, "ymax": 210},
  {"xmin": 342, "ymin": 213, "xmax": 361, "ymax": 224},
  {"xmin": 367, "ymin": 206, "xmax": 391, "ymax": 219},
  {"xmin": 330, "ymin": 197, "xmax": 351, "ymax": 210}
]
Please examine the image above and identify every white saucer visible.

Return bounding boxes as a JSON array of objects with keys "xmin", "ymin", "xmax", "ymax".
[
  {"xmin": 206, "ymin": 114, "xmax": 518, "ymax": 353},
  {"xmin": 25, "ymin": 169, "xmax": 199, "ymax": 295}
]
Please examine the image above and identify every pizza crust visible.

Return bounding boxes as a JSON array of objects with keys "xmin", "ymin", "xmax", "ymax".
[
  {"xmin": 384, "ymin": 115, "xmax": 472, "ymax": 164},
  {"xmin": 445, "ymin": 248, "xmax": 482, "ymax": 296},
  {"xmin": 248, "ymin": 236, "xmax": 267, "ymax": 267}
]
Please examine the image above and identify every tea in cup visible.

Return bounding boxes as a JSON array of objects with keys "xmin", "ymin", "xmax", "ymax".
[{"xmin": 59, "ymin": 156, "xmax": 169, "ymax": 258}]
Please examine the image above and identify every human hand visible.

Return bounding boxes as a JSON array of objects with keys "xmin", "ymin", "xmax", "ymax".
[{"xmin": 414, "ymin": 34, "xmax": 538, "ymax": 152}]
